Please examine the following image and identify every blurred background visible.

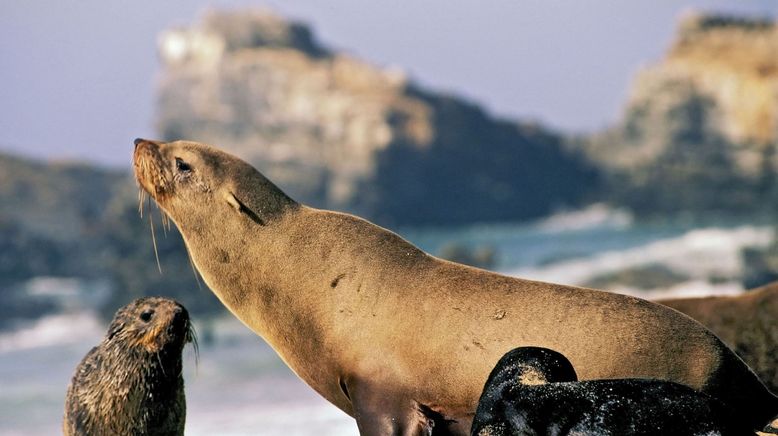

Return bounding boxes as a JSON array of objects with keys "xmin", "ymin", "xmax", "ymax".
[{"xmin": 1, "ymin": 1, "xmax": 777, "ymax": 434}]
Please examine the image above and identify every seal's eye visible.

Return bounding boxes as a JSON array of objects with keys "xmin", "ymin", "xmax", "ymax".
[
  {"xmin": 175, "ymin": 157, "xmax": 192, "ymax": 173},
  {"xmin": 140, "ymin": 310, "xmax": 154, "ymax": 322}
]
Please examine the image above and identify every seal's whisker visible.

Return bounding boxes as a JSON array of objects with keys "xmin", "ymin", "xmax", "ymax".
[
  {"xmin": 185, "ymin": 244, "xmax": 203, "ymax": 291},
  {"xmin": 186, "ymin": 322, "xmax": 200, "ymax": 370},
  {"xmin": 149, "ymin": 212, "xmax": 162, "ymax": 274},
  {"xmin": 160, "ymin": 208, "xmax": 166, "ymax": 229},
  {"xmin": 157, "ymin": 205, "xmax": 168, "ymax": 238},
  {"xmin": 162, "ymin": 210, "xmax": 172, "ymax": 234},
  {"xmin": 156, "ymin": 351, "xmax": 167, "ymax": 377},
  {"xmin": 138, "ymin": 188, "xmax": 145, "ymax": 218}
]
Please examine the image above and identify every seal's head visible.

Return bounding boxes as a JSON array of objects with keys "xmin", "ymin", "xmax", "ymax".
[
  {"xmin": 133, "ymin": 138, "xmax": 295, "ymax": 233},
  {"xmin": 106, "ymin": 296, "xmax": 194, "ymax": 355},
  {"xmin": 485, "ymin": 347, "xmax": 578, "ymax": 391},
  {"xmin": 472, "ymin": 347, "xmax": 579, "ymax": 436},
  {"xmin": 64, "ymin": 297, "xmax": 194, "ymax": 436}
]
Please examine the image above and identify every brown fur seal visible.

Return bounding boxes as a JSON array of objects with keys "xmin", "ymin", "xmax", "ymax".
[
  {"xmin": 63, "ymin": 297, "xmax": 194, "ymax": 436},
  {"xmin": 657, "ymin": 282, "xmax": 778, "ymax": 394},
  {"xmin": 471, "ymin": 346, "xmax": 754, "ymax": 436},
  {"xmin": 133, "ymin": 138, "xmax": 778, "ymax": 435}
]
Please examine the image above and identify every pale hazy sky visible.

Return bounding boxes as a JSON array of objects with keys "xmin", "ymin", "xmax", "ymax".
[{"xmin": 0, "ymin": 1, "xmax": 775, "ymax": 166}]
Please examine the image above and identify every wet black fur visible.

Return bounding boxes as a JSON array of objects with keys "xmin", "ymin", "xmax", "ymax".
[{"xmin": 471, "ymin": 347, "xmax": 754, "ymax": 436}]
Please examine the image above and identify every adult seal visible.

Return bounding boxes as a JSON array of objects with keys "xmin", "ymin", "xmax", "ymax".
[
  {"xmin": 63, "ymin": 297, "xmax": 194, "ymax": 436},
  {"xmin": 471, "ymin": 346, "xmax": 753, "ymax": 436},
  {"xmin": 657, "ymin": 282, "xmax": 778, "ymax": 394},
  {"xmin": 133, "ymin": 138, "xmax": 778, "ymax": 435}
]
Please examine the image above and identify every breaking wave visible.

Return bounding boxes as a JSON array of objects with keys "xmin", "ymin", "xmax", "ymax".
[
  {"xmin": 509, "ymin": 225, "xmax": 772, "ymax": 299},
  {"xmin": 0, "ymin": 312, "xmax": 103, "ymax": 353}
]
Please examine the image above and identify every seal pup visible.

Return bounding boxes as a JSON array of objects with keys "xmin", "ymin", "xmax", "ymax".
[
  {"xmin": 471, "ymin": 346, "xmax": 754, "ymax": 436},
  {"xmin": 63, "ymin": 297, "xmax": 195, "ymax": 436},
  {"xmin": 133, "ymin": 138, "xmax": 778, "ymax": 435},
  {"xmin": 657, "ymin": 282, "xmax": 778, "ymax": 394}
]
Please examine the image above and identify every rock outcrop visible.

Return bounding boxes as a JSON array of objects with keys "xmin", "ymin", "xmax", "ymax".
[
  {"xmin": 587, "ymin": 13, "xmax": 778, "ymax": 216},
  {"xmin": 0, "ymin": 153, "xmax": 122, "ymax": 242},
  {"xmin": 156, "ymin": 10, "xmax": 600, "ymax": 226},
  {"xmin": 0, "ymin": 151, "xmax": 221, "ymax": 323}
]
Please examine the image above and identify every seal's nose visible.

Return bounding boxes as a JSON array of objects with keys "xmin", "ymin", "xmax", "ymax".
[{"xmin": 172, "ymin": 305, "xmax": 188, "ymax": 325}]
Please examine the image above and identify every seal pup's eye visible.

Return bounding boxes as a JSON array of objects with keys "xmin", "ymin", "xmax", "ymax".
[
  {"xmin": 140, "ymin": 310, "xmax": 155, "ymax": 322},
  {"xmin": 175, "ymin": 157, "xmax": 192, "ymax": 173}
]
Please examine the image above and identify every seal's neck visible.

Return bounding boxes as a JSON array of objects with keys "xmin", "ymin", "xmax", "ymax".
[
  {"xmin": 184, "ymin": 211, "xmax": 335, "ymax": 388},
  {"xmin": 182, "ymin": 209, "xmax": 315, "ymax": 338}
]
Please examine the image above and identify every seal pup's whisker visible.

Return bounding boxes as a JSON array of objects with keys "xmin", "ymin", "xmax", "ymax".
[
  {"xmin": 156, "ymin": 351, "xmax": 167, "ymax": 377},
  {"xmin": 186, "ymin": 322, "xmax": 200, "ymax": 369}
]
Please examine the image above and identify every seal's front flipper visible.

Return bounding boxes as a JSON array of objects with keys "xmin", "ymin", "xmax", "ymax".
[
  {"xmin": 353, "ymin": 402, "xmax": 435, "ymax": 436},
  {"xmin": 347, "ymin": 382, "xmax": 435, "ymax": 436}
]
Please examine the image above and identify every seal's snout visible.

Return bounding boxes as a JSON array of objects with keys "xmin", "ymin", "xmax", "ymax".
[
  {"xmin": 134, "ymin": 137, "xmax": 161, "ymax": 148},
  {"xmin": 133, "ymin": 138, "xmax": 172, "ymax": 201},
  {"xmin": 167, "ymin": 304, "xmax": 190, "ymax": 341},
  {"xmin": 171, "ymin": 305, "xmax": 188, "ymax": 328},
  {"xmin": 133, "ymin": 138, "xmax": 163, "ymax": 154}
]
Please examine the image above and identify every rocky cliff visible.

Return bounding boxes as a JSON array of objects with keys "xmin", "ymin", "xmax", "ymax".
[
  {"xmin": 587, "ymin": 13, "xmax": 778, "ymax": 216},
  {"xmin": 155, "ymin": 10, "xmax": 600, "ymax": 226}
]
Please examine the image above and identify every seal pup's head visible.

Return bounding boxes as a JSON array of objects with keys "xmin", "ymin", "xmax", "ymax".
[
  {"xmin": 133, "ymin": 138, "xmax": 296, "ymax": 233},
  {"xmin": 471, "ymin": 347, "xmax": 578, "ymax": 436},
  {"xmin": 484, "ymin": 346, "xmax": 578, "ymax": 392},
  {"xmin": 106, "ymin": 296, "xmax": 194, "ymax": 356},
  {"xmin": 64, "ymin": 297, "xmax": 194, "ymax": 436}
]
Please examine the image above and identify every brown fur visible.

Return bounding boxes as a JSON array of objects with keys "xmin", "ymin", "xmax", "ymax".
[
  {"xmin": 63, "ymin": 297, "xmax": 192, "ymax": 436},
  {"xmin": 658, "ymin": 282, "xmax": 778, "ymax": 394},
  {"xmin": 133, "ymin": 138, "xmax": 778, "ymax": 435}
]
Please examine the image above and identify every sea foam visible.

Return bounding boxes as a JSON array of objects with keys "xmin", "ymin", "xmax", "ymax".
[{"xmin": 509, "ymin": 225, "xmax": 772, "ymax": 298}]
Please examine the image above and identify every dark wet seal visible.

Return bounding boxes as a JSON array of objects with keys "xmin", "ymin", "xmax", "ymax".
[
  {"xmin": 472, "ymin": 346, "xmax": 755, "ymax": 436},
  {"xmin": 63, "ymin": 297, "xmax": 196, "ymax": 436}
]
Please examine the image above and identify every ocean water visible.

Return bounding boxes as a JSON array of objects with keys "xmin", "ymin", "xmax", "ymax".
[
  {"xmin": 0, "ymin": 206, "xmax": 771, "ymax": 435},
  {"xmin": 0, "ymin": 314, "xmax": 356, "ymax": 436}
]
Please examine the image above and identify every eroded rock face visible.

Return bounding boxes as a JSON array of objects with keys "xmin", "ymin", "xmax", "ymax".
[
  {"xmin": 156, "ymin": 9, "xmax": 599, "ymax": 226},
  {"xmin": 669, "ymin": 14, "xmax": 778, "ymax": 146},
  {"xmin": 587, "ymin": 13, "xmax": 778, "ymax": 216}
]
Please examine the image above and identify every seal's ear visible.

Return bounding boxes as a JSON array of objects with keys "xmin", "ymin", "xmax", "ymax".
[
  {"xmin": 224, "ymin": 191, "xmax": 265, "ymax": 225},
  {"xmin": 107, "ymin": 321, "xmax": 123, "ymax": 341}
]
